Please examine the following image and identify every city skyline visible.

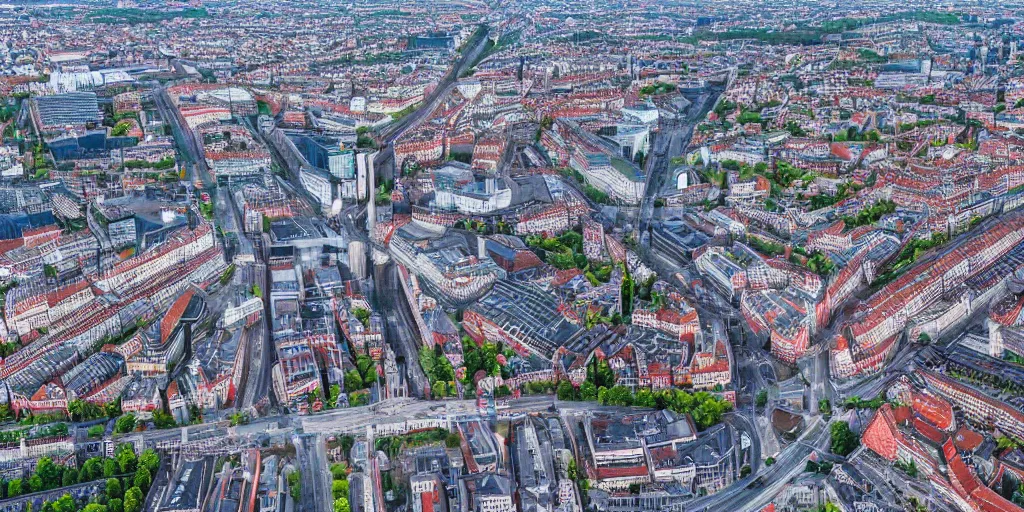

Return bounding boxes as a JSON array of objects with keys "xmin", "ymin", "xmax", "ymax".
[{"xmin": 0, "ymin": 1, "xmax": 1021, "ymax": 512}]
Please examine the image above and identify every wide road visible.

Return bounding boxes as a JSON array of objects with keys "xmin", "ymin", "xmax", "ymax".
[
  {"xmin": 638, "ymin": 87, "xmax": 722, "ymax": 238},
  {"xmin": 684, "ymin": 417, "xmax": 831, "ymax": 512},
  {"xmin": 294, "ymin": 433, "xmax": 332, "ymax": 512},
  {"xmin": 372, "ymin": 25, "xmax": 491, "ymax": 181},
  {"xmin": 374, "ymin": 262, "xmax": 431, "ymax": 399},
  {"xmin": 376, "ymin": 25, "xmax": 490, "ymax": 146},
  {"xmin": 238, "ymin": 320, "xmax": 273, "ymax": 411},
  {"xmin": 300, "ymin": 398, "xmax": 478, "ymax": 434},
  {"xmin": 153, "ymin": 86, "xmax": 213, "ymax": 187}
]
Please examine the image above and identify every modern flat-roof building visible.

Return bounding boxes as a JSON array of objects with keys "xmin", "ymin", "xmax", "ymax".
[
  {"xmin": 33, "ymin": 92, "xmax": 102, "ymax": 130},
  {"xmin": 570, "ymin": 149, "xmax": 645, "ymax": 205},
  {"xmin": 463, "ymin": 279, "xmax": 583, "ymax": 358},
  {"xmin": 291, "ymin": 135, "xmax": 356, "ymax": 180}
]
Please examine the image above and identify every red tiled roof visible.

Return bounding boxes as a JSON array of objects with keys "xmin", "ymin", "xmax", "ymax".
[
  {"xmin": 944, "ymin": 438, "xmax": 1024, "ymax": 512},
  {"xmin": 990, "ymin": 293, "xmax": 1024, "ymax": 327},
  {"xmin": 0, "ymin": 238, "xmax": 24, "ymax": 254},
  {"xmin": 23, "ymin": 225, "xmax": 60, "ymax": 239},
  {"xmin": 913, "ymin": 417, "xmax": 945, "ymax": 445},
  {"xmin": 954, "ymin": 427, "xmax": 984, "ymax": 453},
  {"xmin": 692, "ymin": 359, "xmax": 730, "ymax": 374},
  {"xmin": 892, "ymin": 405, "xmax": 913, "ymax": 424},
  {"xmin": 162, "ymin": 289, "xmax": 195, "ymax": 342},
  {"xmin": 912, "ymin": 391, "xmax": 954, "ymax": 431},
  {"xmin": 551, "ymin": 268, "xmax": 583, "ymax": 288},
  {"xmin": 46, "ymin": 279, "xmax": 91, "ymax": 308},
  {"xmin": 595, "ymin": 465, "xmax": 648, "ymax": 479}
]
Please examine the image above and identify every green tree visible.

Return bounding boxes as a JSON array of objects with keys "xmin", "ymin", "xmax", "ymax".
[
  {"xmin": 52, "ymin": 494, "xmax": 75, "ymax": 512},
  {"xmin": 830, "ymin": 421, "xmax": 859, "ymax": 456},
  {"xmin": 334, "ymin": 497, "xmax": 351, "ymax": 512},
  {"xmin": 108, "ymin": 499, "xmax": 123, "ymax": 512},
  {"xmin": 27, "ymin": 474, "xmax": 41, "ymax": 493},
  {"xmin": 88, "ymin": 425, "xmax": 105, "ymax": 438},
  {"xmin": 357, "ymin": 355, "xmax": 378, "ymax": 387},
  {"xmin": 619, "ymin": 263, "xmax": 635, "ymax": 317},
  {"xmin": 111, "ymin": 121, "xmax": 132, "ymax": 137},
  {"xmin": 61, "ymin": 468, "xmax": 77, "ymax": 487},
  {"xmin": 327, "ymin": 384, "xmax": 341, "ymax": 408},
  {"xmin": 7, "ymin": 478, "xmax": 21, "ymax": 497},
  {"xmin": 229, "ymin": 411, "xmax": 248, "ymax": 427},
  {"xmin": 605, "ymin": 386, "xmax": 634, "ymax": 406},
  {"xmin": 116, "ymin": 444, "xmax": 138, "ymax": 474},
  {"xmin": 81, "ymin": 457, "xmax": 103, "ymax": 482},
  {"xmin": 755, "ymin": 389, "xmax": 768, "ymax": 407},
  {"xmin": 557, "ymin": 381, "xmax": 576, "ymax": 401},
  {"xmin": 139, "ymin": 449, "xmax": 160, "ymax": 474},
  {"xmin": 103, "ymin": 458, "xmax": 119, "ymax": 478},
  {"xmin": 579, "ymin": 381, "xmax": 598, "ymax": 401},
  {"xmin": 819, "ymin": 399, "xmax": 832, "ymax": 415},
  {"xmin": 123, "ymin": 486, "xmax": 144, "ymax": 512},
  {"xmin": 133, "ymin": 467, "xmax": 151, "ymax": 493},
  {"xmin": 287, "ymin": 471, "xmax": 301, "ymax": 500},
  {"xmin": 997, "ymin": 436, "xmax": 1023, "ymax": 451},
  {"xmin": 105, "ymin": 400, "xmax": 123, "ymax": 418},
  {"xmin": 152, "ymin": 410, "xmax": 176, "ymax": 429},
  {"xmin": 35, "ymin": 457, "xmax": 62, "ymax": 490},
  {"xmin": 445, "ymin": 433, "xmax": 461, "ymax": 449},
  {"xmin": 82, "ymin": 504, "xmax": 108, "ymax": 512},
  {"xmin": 107, "ymin": 478, "xmax": 123, "ymax": 499},
  {"xmin": 737, "ymin": 110, "xmax": 762, "ymax": 124},
  {"xmin": 634, "ymin": 389, "xmax": 656, "ymax": 408},
  {"xmin": 896, "ymin": 458, "xmax": 919, "ymax": 478},
  {"xmin": 340, "ymin": 436, "xmax": 355, "ymax": 458},
  {"xmin": 332, "ymin": 479, "xmax": 350, "ymax": 500},
  {"xmin": 115, "ymin": 414, "xmax": 136, "ymax": 433},
  {"xmin": 352, "ymin": 308, "xmax": 371, "ymax": 326},
  {"xmin": 67, "ymin": 400, "xmax": 84, "ymax": 421},
  {"xmin": 587, "ymin": 358, "xmax": 615, "ymax": 389}
]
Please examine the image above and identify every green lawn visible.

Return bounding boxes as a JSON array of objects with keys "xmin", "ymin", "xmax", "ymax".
[
  {"xmin": 257, "ymin": 100, "xmax": 272, "ymax": 117},
  {"xmin": 610, "ymin": 157, "xmax": 641, "ymax": 181}
]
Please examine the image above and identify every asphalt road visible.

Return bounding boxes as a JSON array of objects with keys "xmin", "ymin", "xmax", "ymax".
[
  {"xmin": 686, "ymin": 417, "xmax": 831, "ymax": 512},
  {"xmin": 376, "ymin": 25, "xmax": 490, "ymax": 145},
  {"xmin": 372, "ymin": 25, "xmax": 491, "ymax": 181},
  {"xmin": 153, "ymin": 86, "xmax": 213, "ymax": 188},
  {"xmin": 238, "ymin": 320, "xmax": 271, "ymax": 410},
  {"xmin": 373, "ymin": 262, "xmax": 430, "ymax": 399},
  {"xmin": 294, "ymin": 433, "xmax": 332, "ymax": 512},
  {"xmin": 638, "ymin": 87, "xmax": 722, "ymax": 238}
]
